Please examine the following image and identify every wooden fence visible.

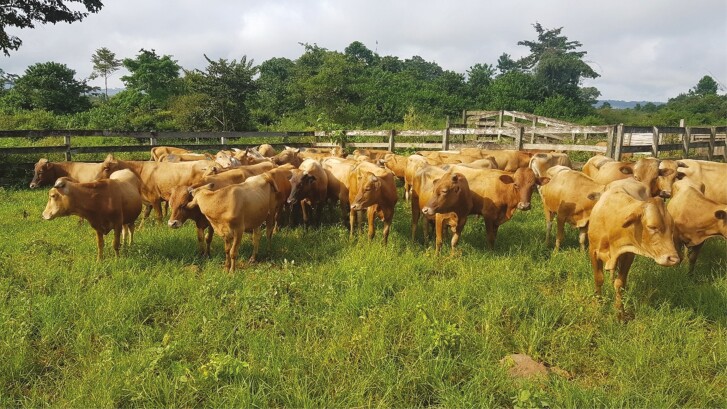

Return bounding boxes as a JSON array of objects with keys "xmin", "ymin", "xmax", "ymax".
[{"xmin": 0, "ymin": 123, "xmax": 725, "ymax": 161}]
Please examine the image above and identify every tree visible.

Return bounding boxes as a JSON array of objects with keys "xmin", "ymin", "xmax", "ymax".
[
  {"xmin": 256, "ymin": 57, "xmax": 298, "ymax": 125},
  {"xmin": 89, "ymin": 47, "xmax": 121, "ymax": 100},
  {"xmin": 467, "ymin": 63, "xmax": 495, "ymax": 107},
  {"xmin": 121, "ymin": 49, "xmax": 182, "ymax": 106},
  {"xmin": 187, "ymin": 55, "xmax": 259, "ymax": 131},
  {"xmin": 691, "ymin": 75, "xmax": 719, "ymax": 96},
  {"xmin": 1, "ymin": 61, "xmax": 93, "ymax": 114},
  {"xmin": 0, "ymin": 0, "xmax": 104, "ymax": 55}
]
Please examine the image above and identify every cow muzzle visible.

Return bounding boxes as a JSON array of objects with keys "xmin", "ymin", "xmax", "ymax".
[
  {"xmin": 42, "ymin": 211, "xmax": 53, "ymax": 220},
  {"xmin": 168, "ymin": 219, "xmax": 182, "ymax": 229},
  {"xmin": 422, "ymin": 206, "xmax": 434, "ymax": 215},
  {"xmin": 659, "ymin": 190, "xmax": 672, "ymax": 199},
  {"xmin": 517, "ymin": 202, "xmax": 531, "ymax": 211},
  {"xmin": 350, "ymin": 203, "xmax": 362, "ymax": 211},
  {"xmin": 656, "ymin": 254, "xmax": 680, "ymax": 267},
  {"xmin": 29, "ymin": 182, "xmax": 38, "ymax": 189}
]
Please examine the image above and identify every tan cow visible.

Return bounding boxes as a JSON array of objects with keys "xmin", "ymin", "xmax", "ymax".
[
  {"xmin": 676, "ymin": 159, "xmax": 727, "ymax": 204},
  {"xmin": 349, "ymin": 162, "xmax": 398, "ymax": 244},
  {"xmin": 42, "ymin": 170, "xmax": 143, "ymax": 261},
  {"xmin": 30, "ymin": 158, "xmax": 103, "ymax": 188},
  {"xmin": 667, "ymin": 179, "xmax": 727, "ymax": 272},
  {"xmin": 588, "ymin": 178, "xmax": 680, "ymax": 316},
  {"xmin": 445, "ymin": 165, "xmax": 549, "ymax": 249},
  {"xmin": 322, "ymin": 157, "xmax": 358, "ymax": 225},
  {"xmin": 168, "ymin": 185, "xmax": 214, "ymax": 257},
  {"xmin": 404, "ymin": 154, "xmax": 430, "ymax": 202},
  {"xmin": 540, "ymin": 166, "xmax": 605, "ymax": 251},
  {"xmin": 352, "ymin": 148, "xmax": 392, "ymax": 161},
  {"xmin": 151, "ymin": 146, "xmax": 191, "ymax": 161},
  {"xmin": 158, "ymin": 152, "xmax": 214, "ymax": 162},
  {"xmin": 529, "ymin": 152, "xmax": 572, "ymax": 177},
  {"xmin": 421, "ymin": 172, "xmax": 473, "ymax": 255},
  {"xmin": 582, "ymin": 154, "xmax": 634, "ymax": 185},
  {"xmin": 479, "ymin": 150, "xmax": 532, "ymax": 172},
  {"xmin": 201, "ymin": 162, "xmax": 276, "ymax": 184},
  {"xmin": 95, "ymin": 154, "xmax": 211, "ymax": 222},
  {"xmin": 287, "ymin": 159, "xmax": 329, "ymax": 227},
  {"xmin": 271, "ymin": 147, "xmax": 303, "ymax": 167},
  {"xmin": 381, "ymin": 153, "xmax": 407, "ymax": 181},
  {"xmin": 189, "ymin": 174, "xmax": 279, "ymax": 272},
  {"xmin": 258, "ymin": 144, "xmax": 277, "ymax": 157},
  {"xmin": 411, "ymin": 164, "xmax": 449, "ymax": 242}
]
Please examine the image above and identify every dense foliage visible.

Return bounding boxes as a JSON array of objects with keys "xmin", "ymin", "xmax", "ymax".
[{"xmin": 0, "ymin": 23, "xmax": 725, "ymax": 131}]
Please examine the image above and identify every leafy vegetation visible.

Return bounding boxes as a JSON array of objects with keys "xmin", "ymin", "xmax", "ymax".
[
  {"xmin": 0, "ymin": 186, "xmax": 725, "ymax": 407},
  {"xmin": 2, "ymin": 23, "xmax": 723, "ymax": 133}
]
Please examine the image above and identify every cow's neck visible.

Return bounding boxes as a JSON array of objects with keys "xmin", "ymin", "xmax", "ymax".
[{"xmin": 66, "ymin": 183, "xmax": 108, "ymax": 219}]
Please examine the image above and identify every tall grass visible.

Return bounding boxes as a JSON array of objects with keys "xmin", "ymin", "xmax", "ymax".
[{"xmin": 0, "ymin": 186, "xmax": 725, "ymax": 407}]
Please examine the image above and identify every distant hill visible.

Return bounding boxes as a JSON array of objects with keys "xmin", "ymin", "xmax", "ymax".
[{"xmin": 596, "ymin": 99, "xmax": 666, "ymax": 109}]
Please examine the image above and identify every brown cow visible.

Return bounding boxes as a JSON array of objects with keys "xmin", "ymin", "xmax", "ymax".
[
  {"xmin": 588, "ymin": 178, "xmax": 680, "ymax": 316},
  {"xmin": 264, "ymin": 165, "xmax": 294, "ymax": 232},
  {"xmin": 95, "ymin": 154, "xmax": 211, "ymax": 222},
  {"xmin": 201, "ymin": 162, "xmax": 275, "ymax": 184},
  {"xmin": 421, "ymin": 172, "xmax": 473, "ymax": 255},
  {"xmin": 582, "ymin": 154, "xmax": 634, "ymax": 185},
  {"xmin": 287, "ymin": 158, "xmax": 329, "ymax": 227},
  {"xmin": 42, "ymin": 170, "xmax": 143, "ymax": 261},
  {"xmin": 151, "ymin": 146, "xmax": 191, "ymax": 161},
  {"xmin": 188, "ymin": 174, "xmax": 279, "ymax": 272},
  {"xmin": 667, "ymin": 179, "xmax": 727, "ymax": 273},
  {"xmin": 381, "ymin": 153, "xmax": 407, "ymax": 181},
  {"xmin": 445, "ymin": 165, "xmax": 549, "ymax": 249},
  {"xmin": 411, "ymin": 164, "xmax": 449, "ymax": 242},
  {"xmin": 322, "ymin": 157, "xmax": 358, "ymax": 225},
  {"xmin": 352, "ymin": 148, "xmax": 392, "ymax": 161},
  {"xmin": 540, "ymin": 166, "xmax": 604, "ymax": 251},
  {"xmin": 479, "ymin": 150, "xmax": 532, "ymax": 172},
  {"xmin": 258, "ymin": 144, "xmax": 277, "ymax": 157},
  {"xmin": 271, "ymin": 147, "xmax": 303, "ymax": 167},
  {"xmin": 30, "ymin": 158, "xmax": 103, "ymax": 188},
  {"xmin": 404, "ymin": 154, "xmax": 430, "ymax": 202},
  {"xmin": 349, "ymin": 162, "xmax": 398, "ymax": 244},
  {"xmin": 168, "ymin": 185, "xmax": 214, "ymax": 257}
]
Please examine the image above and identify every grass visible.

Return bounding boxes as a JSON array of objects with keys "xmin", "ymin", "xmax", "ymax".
[{"xmin": 0, "ymin": 185, "xmax": 725, "ymax": 407}]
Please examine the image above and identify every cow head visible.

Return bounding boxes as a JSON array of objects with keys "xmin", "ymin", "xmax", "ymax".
[
  {"xmin": 500, "ymin": 168, "xmax": 549, "ymax": 211},
  {"xmin": 215, "ymin": 151, "xmax": 239, "ymax": 168},
  {"xmin": 30, "ymin": 158, "xmax": 52, "ymax": 188},
  {"xmin": 633, "ymin": 158, "xmax": 675, "ymax": 198},
  {"xmin": 351, "ymin": 172, "xmax": 381, "ymax": 211},
  {"xmin": 272, "ymin": 148, "xmax": 301, "ymax": 167},
  {"xmin": 422, "ymin": 172, "xmax": 469, "ymax": 216},
  {"xmin": 167, "ymin": 185, "xmax": 198, "ymax": 229},
  {"xmin": 287, "ymin": 170, "xmax": 315, "ymax": 205},
  {"xmin": 42, "ymin": 178, "xmax": 73, "ymax": 220},
  {"xmin": 95, "ymin": 154, "xmax": 119, "ymax": 180},
  {"xmin": 623, "ymin": 197, "xmax": 680, "ymax": 266}
]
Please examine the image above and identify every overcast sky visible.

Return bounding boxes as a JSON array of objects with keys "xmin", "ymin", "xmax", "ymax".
[{"xmin": 2, "ymin": 0, "xmax": 726, "ymax": 102}]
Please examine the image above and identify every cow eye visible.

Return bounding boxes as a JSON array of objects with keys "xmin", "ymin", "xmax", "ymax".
[{"xmin": 441, "ymin": 189, "xmax": 448, "ymax": 194}]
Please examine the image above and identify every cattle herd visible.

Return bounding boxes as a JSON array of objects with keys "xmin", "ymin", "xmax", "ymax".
[{"xmin": 30, "ymin": 144, "xmax": 727, "ymax": 316}]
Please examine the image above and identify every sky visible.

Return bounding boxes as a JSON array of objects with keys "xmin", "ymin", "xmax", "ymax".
[{"xmin": 2, "ymin": 0, "xmax": 726, "ymax": 102}]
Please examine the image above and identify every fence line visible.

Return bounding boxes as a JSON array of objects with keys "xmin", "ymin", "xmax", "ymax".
[{"xmin": 0, "ymin": 124, "xmax": 725, "ymax": 161}]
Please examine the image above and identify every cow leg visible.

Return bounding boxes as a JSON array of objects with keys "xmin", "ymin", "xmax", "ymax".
[
  {"xmin": 349, "ymin": 208, "xmax": 357, "ymax": 240},
  {"xmin": 687, "ymin": 243, "xmax": 705, "ymax": 274},
  {"xmin": 152, "ymin": 200, "xmax": 164, "ymax": 223},
  {"xmin": 614, "ymin": 253, "xmax": 635, "ymax": 316},
  {"xmin": 382, "ymin": 209, "xmax": 393, "ymax": 245},
  {"xmin": 434, "ymin": 214, "xmax": 445, "ymax": 255},
  {"xmin": 544, "ymin": 210, "xmax": 553, "ymax": 246},
  {"xmin": 367, "ymin": 207, "xmax": 376, "ymax": 240},
  {"xmin": 95, "ymin": 230, "xmax": 105, "ymax": 261},
  {"xmin": 590, "ymin": 250, "xmax": 604, "ymax": 298},
  {"xmin": 578, "ymin": 227, "xmax": 588, "ymax": 252},
  {"xmin": 229, "ymin": 232, "xmax": 242, "ymax": 273},
  {"xmin": 411, "ymin": 197, "xmax": 420, "ymax": 241},
  {"xmin": 423, "ymin": 217, "xmax": 431, "ymax": 243},
  {"xmin": 223, "ymin": 238, "xmax": 232, "ymax": 272},
  {"xmin": 485, "ymin": 221, "xmax": 497, "ymax": 250},
  {"xmin": 196, "ymin": 227, "xmax": 207, "ymax": 255},
  {"xmin": 249, "ymin": 228, "xmax": 261, "ymax": 264},
  {"xmin": 451, "ymin": 216, "xmax": 465, "ymax": 256},
  {"xmin": 205, "ymin": 226, "xmax": 214, "ymax": 257},
  {"xmin": 555, "ymin": 213, "xmax": 567, "ymax": 252},
  {"xmin": 266, "ymin": 212, "xmax": 275, "ymax": 252},
  {"xmin": 301, "ymin": 201, "xmax": 309, "ymax": 229},
  {"xmin": 113, "ymin": 227, "xmax": 121, "ymax": 258}
]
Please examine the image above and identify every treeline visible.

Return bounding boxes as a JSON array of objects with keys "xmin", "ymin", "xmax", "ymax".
[{"xmin": 0, "ymin": 23, "xmax": 724, "ymax": 132}]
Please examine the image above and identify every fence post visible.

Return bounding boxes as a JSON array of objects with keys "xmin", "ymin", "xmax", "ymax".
[
  {"xmin": 708, "ymin": 126, "xmax": 716, "ymax": 161},
  {"xmin": 149, "ymin": 131, "xmax": 157, "ymax": 147},
  {"xmin": 606, "ymin": 126, "xmax": 615, "ymax": 158},
  {"xmin": 614, "ymin": 124, "xmax": 624, "ymax": 160},
  {"xmin": 683, "ymin": 126, "xmax": 691, "ymax": 157},
  {"xmin": 64, "ymin": 133, "xmax": 72, "ymax": 161},
  {"xmin": 530, "ymin": 116, "xmax": 537, "ymax": 143},
  {"xmin": 220, "ymin": 134, "xmax": 227, "ymax": 146},
  {"xmin": 498, "ymin": 110, "xmax": 504, "ymax": 127},
  {"xmin": 514, "ymin": 126, "xmax": 524, "ymax": 151},
  {"xmin": 652, "ymin": 126, "xmax": 659, "ymax": 157},
  {"xmin": 388, "ymin": 129, "xmax": 396, "ymax": 152},
  {"xmin": 442, "ymin": 126, "xmax": 450, "ymax": 151},
  {"xmin": 461, "ymin": 110, "xmax": 466, "ymax": 127}
]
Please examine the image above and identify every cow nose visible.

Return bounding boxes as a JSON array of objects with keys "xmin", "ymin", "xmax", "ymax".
[
  {"xmin": 42, "ymin": 212, "xmax": 51, "ymax": 220},
  {"xmin": 657, "ymin": 254, "xmax": 680, "ymax": 266},
  {"xmin": 422, "ymin": 206, "xmax": 433, "ymax": 215},
  {"xmin": 659, "ymin": 190, "xmax": 672, "ymax": 199},
  {"xmin": 351, "ymin": 203, "xmax": 360, "ymax": 211},
  {"xmin": 517, "ymin": 202, "xmax": 531, "ymax": 211},
  {"xmin": 29, "ymin": 182, "xmax": 37, "ymax": 188},
  {"xmin": 287, "ymin": 198, "xmax": 295, "ymax": 205},
  {"xmin": 168, "ymin": 220, "xmax": 181, "ymax": 229}
]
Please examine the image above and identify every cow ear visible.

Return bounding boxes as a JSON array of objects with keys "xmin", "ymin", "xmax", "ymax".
[
  {"xmin": 587, "ymin": 192, "xmax": 602, "ymax": 201},
  {"xmin": 622, "ymin": 208, "xmax": 643, "ymax": 228},
  {"xmin": 676, "ymin": 161, "xmax": 688, "ymax": 168},
  {"xmin": 658, "ymin": 168, "xmax": 674, "ymax": 177},
  {"xmin": 450, "ymin": 174, "xmax": 459, "ymax": 183},
  {"xmin": 535, "ymin": 153, "xmax": 547, "ymax": 158},
  {"xmin": 537, "ymin": 176, "xmax": 550, "ymax": 186},
  {"xmin": 620, "ymin": 166, "xmax": 633, "ymax": 175},
  {"xmin": 499, "ymin": 174, "xmax": 515, "ymax": 185},
  {"xmin": 265, "ymin": 174, "xmax": 280, "ymax": 192},
  {"xmin": 307, "ymin": 174, "xmax": 317, "ymax": 183},
  {"xmin": 186, "ymin": 197, "xmax": 198, "ymax": 209},
  {"xmin": 676, "ymin": 171, "xmax": 687, "ymax": 180},
  {"xmin": 715, "ymin": 210, "xmax": 727, "ymax": 220}
]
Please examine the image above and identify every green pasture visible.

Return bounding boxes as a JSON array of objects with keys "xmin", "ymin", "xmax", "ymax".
[{"xmin": 0, "ymin": 186, "xmax": 725, "ymax": 407}]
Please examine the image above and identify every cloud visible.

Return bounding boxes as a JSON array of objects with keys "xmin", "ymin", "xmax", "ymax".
[{"xmin": 2, "ymin": 0, "xmax": 725, "ymax": 101}]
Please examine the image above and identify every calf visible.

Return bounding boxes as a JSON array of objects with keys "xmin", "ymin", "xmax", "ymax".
[
  {"xmin": 421, "ymin": 172, "xmax": 473, "ymax": 255},
  {"xmin": 42, "ymin": 170, "xmax": 143, "ymax": 261},
  {"xmin": 349, "ymin": 162, "xmax": 398, "ymax": 244},
  {"xmin": 588, "ymin": 178, "xmax": 680, "ymax": 316},
  {"xmin": 30, "ymin": 158, "xmax": 103, "ymax": 188},
  {"xmin": 667, "ymin": 179, "xmax": 727, "ymax": 273},
  {"xmin": 540, "ymin": 166, "xmax": 604, "ymax": 251},
  {"xmin": 189, "ymin": 174, "xmax": 279, "ymax": 273}
]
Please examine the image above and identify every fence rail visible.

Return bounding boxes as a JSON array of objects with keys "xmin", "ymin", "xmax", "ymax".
[{"xmin": 0, "ymin": 123, "xmax": 725, "ymax": 161}]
